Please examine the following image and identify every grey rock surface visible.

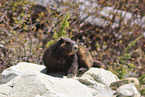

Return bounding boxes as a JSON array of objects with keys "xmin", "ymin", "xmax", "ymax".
[
  {"xmin": 0, "ymin": 71, "xmax": 99, "ymax": 97},
  {"xmin": 0, "ymin": 62, "xmax": 46, "ymax": 84},
  {"xmin": 0, "ymin": 62, "xmax": 140, "ymax": 97},
  {"xmin": 116, "ymin": 83, "xmax": 140, "ymax": 97}
]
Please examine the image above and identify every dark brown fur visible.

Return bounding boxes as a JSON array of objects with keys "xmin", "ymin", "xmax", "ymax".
[{"xmin": 43, "ymin": 37, "xmax": 104, "ymax": 77}]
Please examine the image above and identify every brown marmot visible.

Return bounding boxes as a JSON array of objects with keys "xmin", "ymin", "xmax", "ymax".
[{"xmin": 43, "ymin": 37, "xmax": 104, "ymax": 77}]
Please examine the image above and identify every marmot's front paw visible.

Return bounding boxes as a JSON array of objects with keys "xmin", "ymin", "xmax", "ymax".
[{"xmin": 67, "ymin": 73, "xmax": 76, "ymax": 78}]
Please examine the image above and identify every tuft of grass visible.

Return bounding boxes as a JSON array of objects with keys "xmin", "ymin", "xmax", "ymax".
[
  {"xmin": 124, "ymin": 35, "xmax": 143, "ymax": 53},
  {"xmin": 46, "ymin": 12, "xmax": 70, "ymax": 47}
]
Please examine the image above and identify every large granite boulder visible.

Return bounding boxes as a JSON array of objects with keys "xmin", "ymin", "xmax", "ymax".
[
  {"xmin": 0, "ymin": 71, "xmax": 94, "ymax": 97},
  {"xmin": 0, "ymin": 62, "xmax": 140, "ymax": 97},
  {"xmin": 0, "ymin": 62, "xmax": 46, "ymax": 84}
]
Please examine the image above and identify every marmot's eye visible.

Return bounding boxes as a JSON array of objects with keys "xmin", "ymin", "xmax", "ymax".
[{"xmin": 59, "ymin": 38, "xmax": 64, "ymax": 43}]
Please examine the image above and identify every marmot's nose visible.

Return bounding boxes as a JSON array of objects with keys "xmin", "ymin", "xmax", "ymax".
[{"xmin": 73, "ymin": 45, "xmax": 78, "ymax": 51}]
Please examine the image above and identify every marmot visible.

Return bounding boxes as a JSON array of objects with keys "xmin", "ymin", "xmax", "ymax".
[{"xmin": 43, "ymin": 37, "xmax": 104, "ymax": 77}]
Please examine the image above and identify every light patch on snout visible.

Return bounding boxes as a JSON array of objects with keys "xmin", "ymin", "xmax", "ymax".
[
  {"xmin": 72, "ymin": 45, "xmax": 78, "ymax": 53},
  {"xmin": 60, "ymin": 43, "xmax": 66, "ymax": 47}
]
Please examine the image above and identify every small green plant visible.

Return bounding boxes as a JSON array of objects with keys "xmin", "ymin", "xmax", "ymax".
[
  {"xmin": 59, "ymin": 11, "xmax": 70, "ymax": 37},
  {"xmin": 124, "ymin": 35, "xmax": 143, "ymax": 53},
  {"xmin": 46, "ymin": 12, "xmax": 70, "ymax": 47}
]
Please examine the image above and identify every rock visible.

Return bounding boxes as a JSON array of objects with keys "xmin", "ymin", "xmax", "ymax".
[
  {"xmin": 133, "ymin": 93, "xmax": 141, "ymax": 97},
  {"xmin": 79, "ymin": 68, "xmax": 119, "ymax": 86},
  {"xmin": 0, "ymin": 62, "xmax": 46, "ymax": 83},
  {"xmin": 95, "ymin": 95, "xmax": 112, "ymax": 97},
  {"xmin": 0, "ymin": 71, "xmax": 95, "ymax": 97},
  {"xmin": 0, "ymin": 62, "xmax": 141, "ymax": 97},
  {"xmin": 79, "ymin": 68, "xmax": 119, "ymax": 96},
  {"xmin": 110, "ymin": 77, "xmax": 140, "ymax": 90},
  {"xmin": 116, "ymin": 83, "xmax": 140, "ymax": 97},
  {"xmin": 0, "ymin": 94, "xmax": 7, "ymax": 97},
  {"xmin": 123, "ymin": 77, "xmax": 140, "ymax": 86}
]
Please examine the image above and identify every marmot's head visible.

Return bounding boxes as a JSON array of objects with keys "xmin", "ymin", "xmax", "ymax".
[{"xmin": 57, "ymin": 37, "xmax": 78, "ymax": 56}]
